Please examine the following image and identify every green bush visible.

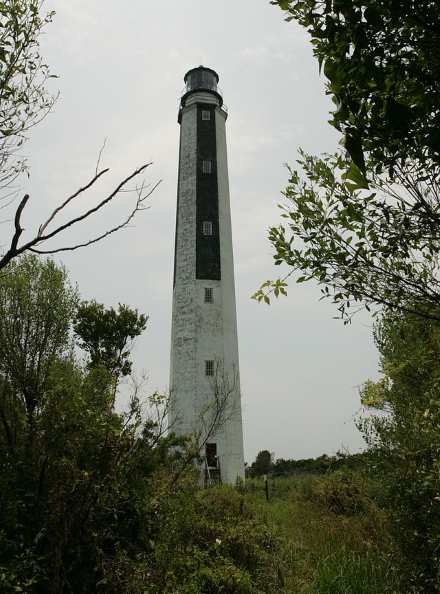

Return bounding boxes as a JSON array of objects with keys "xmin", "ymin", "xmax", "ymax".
[{"xmin": 149, "ymin": 482, "xmax": 288, "ymax": 594}]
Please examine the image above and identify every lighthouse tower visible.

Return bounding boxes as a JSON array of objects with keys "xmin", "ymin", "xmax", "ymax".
[{"xmin": 169, "ymin": 66, "xmax": 245, "ymax": 485}]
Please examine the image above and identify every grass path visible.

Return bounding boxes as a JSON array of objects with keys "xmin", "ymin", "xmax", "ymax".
[{"xmin": 246, "ymin": 474, "xmax": 407, "ymax": 593}]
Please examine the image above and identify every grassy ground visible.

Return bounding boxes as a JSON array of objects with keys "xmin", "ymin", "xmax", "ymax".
[
  {"xmin": 147, "ymin": 468, "xmax": 414, "ymax": 593},
  {"xmin": 243, "ymin": 472, "xmax": 410, "ymax": 593}
]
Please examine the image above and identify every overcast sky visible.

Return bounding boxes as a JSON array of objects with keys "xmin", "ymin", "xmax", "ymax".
[{"xmin": 10, "ymin": 0, "xmax": 380, "ymax": 464}]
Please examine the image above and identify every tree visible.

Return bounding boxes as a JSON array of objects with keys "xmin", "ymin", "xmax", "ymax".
[
  {"xmin": 253, "ymin": 150, "xmax": 440, "ymax": 321},
  {"xmin": 0, "ymin": 255, "xmax": 163, "ymax": 591},
  {"xmin": 0, "ymin": 254, "xmax": 78, "ymax": 446},
  {"xmin": 0, "ymin": 1, "xmax": 160, "ymax": 271},
  {"xmin": 251, "ymin": 450, "xmax": 273, "ymax": 477},
  {"xmin": 254, "ymin": 0, "xmax": 440, "ymax": 321},
  {"xmin": 73, "ymin": 300, "xmax": 148, "ymax": 379},
  {"xmin": 358, "ymin": 311, "xmax": 440, "ymax": 590},
  {"xmin": 270, "ymin": 0, "xmax": 440, "ymax": 176}
]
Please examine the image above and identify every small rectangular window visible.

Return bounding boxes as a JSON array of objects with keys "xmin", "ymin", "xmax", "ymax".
[
  {"xmin": 203, "ymin": 221, "xmax": 212, "ymax": 235},
  {"xmin": 202, "ymin": 160, "xmax": 212, "ymax": 173},
  {"xmin": 202, "ymin": 110, "xmax": 211, "ymax": 121},
  {"xmin": 205, "ymin": 360, "xmax": 214, "ymax": 376},
  {"xmin": 204, "ymin": 288, "xmax": 213, "ymax": 303}
]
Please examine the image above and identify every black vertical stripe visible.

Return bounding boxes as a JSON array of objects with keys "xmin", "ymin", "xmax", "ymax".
[{"xmin": 196, "ymin": 104, "xmax": 221, "ymax": 280}]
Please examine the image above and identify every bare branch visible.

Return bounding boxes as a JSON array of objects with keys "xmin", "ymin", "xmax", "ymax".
[
  {"xmin": 31, "ymin": 180, "xmax": 160, "ymax": 255},
  {"xmin": 0, "ymin": 195, "xmax": 30, "ymax": 269},
  {"xmin": 95, "ymin": 138, "xmax": 107, "ymax": 178},
  {"xmin": 37, "ymin": 168, "xmax": 110, "ymax": 237},
  {"xmin": 0, "ymin": 163, "xmax": 160, "ymax": 270},
  {"xmin": 164, "ymin": 360, "xmax": 242, "ymax": 491},
  {"xmin": 35, "ymin": 163, "xmax": 152, "ymax": 243},
  {"xmin": 201, "ymin": 359, "xmax": 242, "ymax": 440}
]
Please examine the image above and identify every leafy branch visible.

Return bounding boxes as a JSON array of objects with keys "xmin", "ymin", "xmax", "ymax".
[{"xmin": 254, "ymin": 150, "xmax": 440, "ymax": 321}]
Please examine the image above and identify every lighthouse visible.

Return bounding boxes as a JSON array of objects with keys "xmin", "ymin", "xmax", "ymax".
[{"xmin": 169, "ymin": 66, "xmax": 245, "ymax": 485}]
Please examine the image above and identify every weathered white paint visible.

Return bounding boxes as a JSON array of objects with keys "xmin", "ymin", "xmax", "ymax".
[{"xmin": 170, "ymin": 80, "xmax": 245, "ymax": 485}]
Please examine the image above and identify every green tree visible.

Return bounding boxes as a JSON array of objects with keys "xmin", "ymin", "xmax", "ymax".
[
  {"xmin": 271, "ymin": 0, "xmax": 440, "ymax": 175},
  {"xmin": 0, "ymin": 254, "xmax": 78, "ymax": 446},
  {"xmin": 73, "ymin": 300, "xmax": 148, "ymax": 379},
  {"xmin": 251, "ymin": 450, "xmax": 273, "ymax": 477},
  {"xmin": 0, "ymin": 255, "xmax": 170, "ymax": 592},
  {"xmin": 359, "ymin": 311, "xmax": 440, "ymax": 590}
]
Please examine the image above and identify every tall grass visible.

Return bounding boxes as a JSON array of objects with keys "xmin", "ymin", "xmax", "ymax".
[
  {"xmin": 245, "ymin": 472, "xmax": 408, "ymax": 593},
  {"xmin": 144, "ymin": 469, "xmax": 412, "ymax": 592}
]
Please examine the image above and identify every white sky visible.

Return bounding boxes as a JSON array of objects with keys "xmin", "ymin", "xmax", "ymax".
[{"xmin": 9, "ymin": 0, "xmax": 380, "ymax": 464}]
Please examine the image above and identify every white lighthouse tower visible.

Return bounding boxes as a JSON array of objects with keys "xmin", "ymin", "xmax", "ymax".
[{"xmin": 169, "ymin": 66, "xmax": 245, "ymax": 485}]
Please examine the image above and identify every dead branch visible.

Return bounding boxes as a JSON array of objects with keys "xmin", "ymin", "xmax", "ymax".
[
  {"xmin": 201, "ymin": 359, "xmax": 241, "ymax": 440},
  {"xmin": 0, "ymin": 162, "xmax": 160, "ymax": 270},
  {"xmin": 37, "ymin": 168, "xmax": 110, "ymax": 237}
]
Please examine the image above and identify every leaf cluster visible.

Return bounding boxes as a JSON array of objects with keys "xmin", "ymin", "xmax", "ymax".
[
  {"xmin": 254, "ymin": 150, "xmax": 440, "ymax": 321},
  {"xmin": 271, "ymin": 0, "xmax": 440, "ymax": 175},
  {"xmin": 73, "ymin": 300, "xmax": 148, "ymax": 378},
  {"xmin": 0, "ymin": 0, "xmax": 57, "ymax": 190}
]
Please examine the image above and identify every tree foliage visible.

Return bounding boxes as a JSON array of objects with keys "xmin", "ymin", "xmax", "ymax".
[
  {"xmin": 359, "ymin": 312, "xmax": 440, "ymax": 590},
  {"xmin": 0, "ymin": 254, "xmax": 78, "ymax": 443},
  {"xmin": 255, "ymin": 0, "xmax": 440, "ymax": 321},
  {"xmin": 0, "ymin": 0, "xmax": 56, "ymax": 189},
  {"xmin": 74, "ymin": 299, "xmax": 148, "ymax": 378},
  {"xmin": 271, "ymin": 453, "xmax": 364, "ymax": 476},
  {"xmin": 250, "ymin": 450, "xmax": 273, "ymax": 477},
  {"xmin": 271, "ymin": 0, "xmax": 440, "ymax": 175},
  {"xmin": 0, "ymin": 256, "xmax": 163, "ymax": 591},
  {"xmin": 254, "ymin": 151, "xmax": 440, "ymax": 321}
]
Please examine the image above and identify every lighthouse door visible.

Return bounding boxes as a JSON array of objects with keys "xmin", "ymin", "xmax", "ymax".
[{"xmin": 205, "ymin": 443, "xmax": 221, "ymax": 486}]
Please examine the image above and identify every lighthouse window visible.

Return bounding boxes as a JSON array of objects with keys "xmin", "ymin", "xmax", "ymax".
[
  {"xmin": 203, "ymin": 221, "xmax": 212, "ymax": 235},
  {"xmin": 205, "ymin": 360, "xmax": 215, "ymax": 376},
  {"xmin": 202, "ymin": 160, "xmax": 212, "ymax": 173},
  {"xmin": 206, "ymin": 443, "xmax": 218, "ymax": 467},
  {"xmin": 201, "ymin": 110, "xmax": 211, "ymax": 121},
  {"xmin": 204, "ymin": 288, "xmax": 213, "ymax": 303}
]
